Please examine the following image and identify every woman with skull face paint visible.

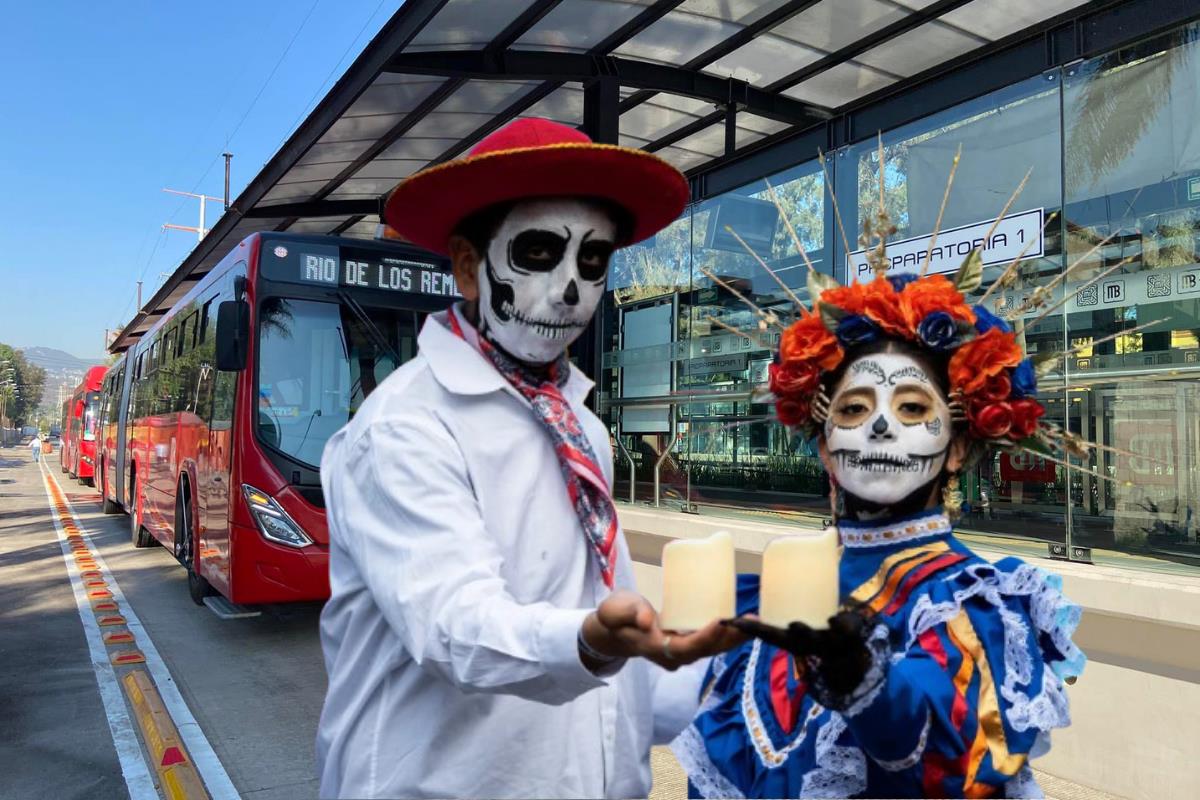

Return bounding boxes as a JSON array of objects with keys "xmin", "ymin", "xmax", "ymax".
[
  {"xmin": 316, "ymin": 119, "xmax": 747, "ymax": 800},
  {"xmin": 672, "ymin": 274, "xmax": 1086, "ymax": 798}
]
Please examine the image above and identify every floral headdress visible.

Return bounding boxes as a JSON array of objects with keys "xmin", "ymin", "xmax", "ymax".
[{"xmin": 712, "ymin": 144, "xmax": 1147, "ymax": 478}]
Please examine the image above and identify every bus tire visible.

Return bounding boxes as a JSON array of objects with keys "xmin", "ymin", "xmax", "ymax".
[
  {"xmin": 100, "ymin": 466, "xmax": 120, "ymax": 514},
  {"xmin": 175, "ymin": 481, "xmax": 213, "ymax": 606},
  {"xmin": 130, "ymin": 480, "xmax": 153, "ymax": 548}
]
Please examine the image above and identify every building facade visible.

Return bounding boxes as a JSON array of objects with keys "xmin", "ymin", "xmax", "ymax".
[{"xmin": 600, "ymin": 16, "xmax": 1200, "ymax": 576}]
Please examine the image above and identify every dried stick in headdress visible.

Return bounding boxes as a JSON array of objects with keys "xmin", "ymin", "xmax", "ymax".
[
  {"xmin": 762, "ymin": 178, "xmax": 818, "ymax": 280},
  {"xmin": 977, "ymin": 211, "xmax": 1060, "ymax": 306},
  {"xmin": 1022, "ymin": 257, "xmax": 1132, "ymax": 327},
  {"xmin": 979, "ymin": 168, "xmax": 1033, "ymax": 248},
  {"xmin": 1041, "ymin": 425, "xmax": 1172, "ymax": 467},
  {"xmin": 698, "ymin": 266, "xmax": 784, "ymax": 329},
  {"xmin": 919, "ymin": 143, "xmax": 963, "ymax": 278},
  {"xmin": 723, "ymin": 224, "xmax": 805, "ymax": 311},
  {"xmin": 818, "ymin": 149, "xmax": 853, "ymax": 265}
]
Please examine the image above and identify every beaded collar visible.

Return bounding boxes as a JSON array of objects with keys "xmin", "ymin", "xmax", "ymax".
[{"xmin": 838, "ymin": 509, "xmax": 952, "ymax": 549}]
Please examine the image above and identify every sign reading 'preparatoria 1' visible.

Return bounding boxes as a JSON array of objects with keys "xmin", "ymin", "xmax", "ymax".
[{"xmin": 846, "ymin": 208, "xmax": 1044, "ymax": 281}]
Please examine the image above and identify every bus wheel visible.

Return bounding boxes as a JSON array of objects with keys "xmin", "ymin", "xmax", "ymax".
[
  {"xmin": 100, "ymin": 466, "xmax": 120, "ymax": 514},
  {"xmin": 175, "ymin": 484, "xmax": 213, "ymax": 606},
  {"xmin": 130, "ymin": 485, "xmax": 153, "ymax": 548}
]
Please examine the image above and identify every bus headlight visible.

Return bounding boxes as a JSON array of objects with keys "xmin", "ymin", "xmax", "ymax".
[{"xmin": 241, "ymin": 485, "xmax": 313, "ymax": 548}]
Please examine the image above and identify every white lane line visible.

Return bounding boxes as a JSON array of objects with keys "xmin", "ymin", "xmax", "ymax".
[
  {"xmin": 46, "ymin": 466, "xmax": 242, "ymax": 800},
  {"xmin": 38, "ymin": 462, "xmax": 159, "ymax": 800}
]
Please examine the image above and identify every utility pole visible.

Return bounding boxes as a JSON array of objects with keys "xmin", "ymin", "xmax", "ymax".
[
  {"xmin": 162, "ymin": 188, "xmax": 222, "ymax": 241},
  {"xmin": 223, "ymin": 152, "xmax": 233, "ymax": 210},
  {"xmin": 136, "ymin": 280, "xmax": 143, "ymax": 310}
]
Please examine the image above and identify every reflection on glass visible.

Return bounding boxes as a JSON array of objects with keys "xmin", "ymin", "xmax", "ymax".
[{"xmin": 256, "ymin": 297, "xmax": 420, "ymax": 468}]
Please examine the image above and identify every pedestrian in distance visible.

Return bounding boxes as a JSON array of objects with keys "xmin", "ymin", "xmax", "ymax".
[
  {"xmin": 29, "ymin": 434, "xmax": 42, "ymax": 463},
  {"xmin": 315, "ymin": 118, "xmax": 746, "ymax": 800}
]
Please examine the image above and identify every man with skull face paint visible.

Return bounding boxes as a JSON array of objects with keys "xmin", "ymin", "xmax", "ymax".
[
  {"xmin": 672, "ymin": 275, "xmax": 1086, "ymax": 798},
  {"xmin": 316, "ymin": 119, "xmax": 745, "ymax": 799}
]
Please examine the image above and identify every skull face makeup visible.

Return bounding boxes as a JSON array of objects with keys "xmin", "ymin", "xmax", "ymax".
[
  {"xmin": 824, "ymin": 352, "xmax": 952, "ymax": 506},
  {"xmin": 478, "ymin": 198, "xmax": 616, "ymax": 364}
]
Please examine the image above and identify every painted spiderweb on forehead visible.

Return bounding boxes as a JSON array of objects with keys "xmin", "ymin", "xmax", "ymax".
[{"xmin": 710, "ymin": 135, "xmax": 1156, "ymax": 489}]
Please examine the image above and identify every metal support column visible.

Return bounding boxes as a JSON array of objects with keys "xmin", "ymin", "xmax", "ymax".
[{"xmin": 583, "ymin": 75, "xmax": 620, "ymax": 144}]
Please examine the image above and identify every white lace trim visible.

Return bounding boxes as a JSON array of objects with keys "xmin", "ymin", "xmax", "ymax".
[
  {"xmin": 1004, "ymin": 763, "xmax": 1045, "ymax": 799},
  {"xmin": 800, "ymin": 715, "xmax": 868, "ymax": 798},
  {"xmin": 839, "ymin": 512, "xmax": 952, "ymax": 548},
  {"xmin": 841, "ymin": 624, "xmax": 892, "ymax": 717},
  {"xmin": 740, "ymin": 640, "xmax": 825, "ymax": 767},
  {"xmin": 905, "ymin": 562, "xmax": 1081, "ymax": 735},
  {"xmin": 670, "ymin": 724, "xmax": 746, "ymax": 799}
]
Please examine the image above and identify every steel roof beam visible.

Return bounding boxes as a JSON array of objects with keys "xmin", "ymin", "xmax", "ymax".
[
  {"xmin": 619, "ymin": 0, "xmax": 825, "ymax": 114},
  {"xmin": 245, "ymin": 198, "xmax": 379, "ymax": 220},
  {"xmin": 384, "ymin": 50, "xmax": 830, "ymax": 125}
]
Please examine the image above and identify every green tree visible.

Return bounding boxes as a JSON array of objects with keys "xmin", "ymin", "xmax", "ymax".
[{"xmin": 0, "ymin": 343, "xmax": 46, "ymax": 428}]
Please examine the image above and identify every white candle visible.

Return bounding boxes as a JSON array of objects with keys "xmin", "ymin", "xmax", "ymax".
[
  {"xmin": 759, "ymin": 527, "xmax": 840, "ymax": 629},
  {"xmin": 658, "ymin": 531, "xmax": 736, "ymax": 632}
]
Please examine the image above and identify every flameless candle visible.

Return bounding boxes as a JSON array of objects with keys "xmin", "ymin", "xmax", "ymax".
[
  {"xmin": 658, "ymin": 531, "xmax": 736, "ymax": 632},
  {"xmin": 759, "ymin": 527, "xmax": 840, "ymax": 629}
]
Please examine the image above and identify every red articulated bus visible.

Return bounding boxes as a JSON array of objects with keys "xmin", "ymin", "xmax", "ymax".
[
  {"xmin": 103, "ymin": 232, "xmax": 456, "ymax": 606},
  {"xmin": 60, "ymin": 366, "xmax": 107, "ymax": 485}
]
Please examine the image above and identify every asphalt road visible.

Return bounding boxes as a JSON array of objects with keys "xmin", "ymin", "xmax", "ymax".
[{"xmin": 0, "ymin": 447, "xmax": 326, "ymax": 799}]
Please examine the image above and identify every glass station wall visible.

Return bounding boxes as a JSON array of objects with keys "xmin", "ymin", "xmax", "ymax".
[{"xmin": 599, "ymin": 21, "xmax": 1200, "ymax": 571}]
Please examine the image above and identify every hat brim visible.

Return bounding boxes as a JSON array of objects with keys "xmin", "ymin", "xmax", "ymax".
[{"xmin": 383, "ymin": 142, "xmax": 689, "ymax": 256}]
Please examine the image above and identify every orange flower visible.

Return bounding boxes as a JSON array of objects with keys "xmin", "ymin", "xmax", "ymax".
[
  {"xmin": 859, "ymin": 276, "xmax": 909, "ymax": 338},
  {"xmin": 949, "ymin": 328, "xmax": 1024, "ymax": 395},
  {"xmin": 817, "ymin": 282, "xmax": 868, "ymax": 316},
  {"xmin": 899, "ymin": 274, "xmax": 974, "ymax": 331},
  {"xmin": 780, "ymin": 311, "xmax": 843, "ymax": 372}
]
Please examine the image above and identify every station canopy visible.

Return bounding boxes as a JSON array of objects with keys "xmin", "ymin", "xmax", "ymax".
[{"xmin": 112, "ymin": 0, "xmax": 1092, "ymax": 352}]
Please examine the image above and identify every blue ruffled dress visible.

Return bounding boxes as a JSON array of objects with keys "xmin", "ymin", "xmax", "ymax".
[{"xmin": 671, "ymin": 509, "xmax": 1086, "ymax": 799}]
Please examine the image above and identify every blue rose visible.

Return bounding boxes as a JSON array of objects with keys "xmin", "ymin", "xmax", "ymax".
[
  {"xmin": 888, "ymin": 274, "xmax": 918, "ymax": 293},
  {"xmin": 1011, "ymin": 358, "xmax": 1037, "ymax": 398},
  {"xmin": 973, "ymin": 304, "xmax": 1012, "ymax": 334},
  {"xmin": 835, "ymin": 314, "xmax": 879, "ymax": 348},
  {"xmin": 918, "ymin": 311, "xmax": 960, "ymax": 351}
]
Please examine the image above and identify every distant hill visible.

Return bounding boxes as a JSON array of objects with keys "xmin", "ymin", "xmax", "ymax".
[{"xmin": 20, "ymin": 346, "xmax": 108, "ymax": 417}]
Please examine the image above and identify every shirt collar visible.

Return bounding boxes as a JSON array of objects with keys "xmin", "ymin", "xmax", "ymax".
[{"xmin": 419, "ymin": 306, "xmax": 596, "ymax": 406}]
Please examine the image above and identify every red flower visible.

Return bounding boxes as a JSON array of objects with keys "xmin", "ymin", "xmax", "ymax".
[
  {"xmin": 780, "ymin": 312, "xmax": 843, "ymax": 372},
  {"xmin": 1009, "ymin": 398, "xmax": 1045, "ymax": 439},
  {"xmin": 969, "ymin": 401, "xmax": 1013, "ymax": 439},
  {"xmin": 818, "ymin": 282, "xmax": 868, "ymax": 316},
  {"xmin": 769, "ymin": 360, "xmax": 820, "ymax": 398},
  {"xmin": 978, "ymin": 373, "xmax": 1012, "ymax": 403},
  {"xmin": 776, "ymin": 397, "xmax": 811, "ymax": 427},
  {"xmin": 949, "ymin": 328, "xmax": 1024, "ymax": 396}
]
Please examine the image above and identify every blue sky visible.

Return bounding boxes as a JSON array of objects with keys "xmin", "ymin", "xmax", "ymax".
[{"xmin": 0, "ymin": 0, "xmax": 398, "ymax": 360}]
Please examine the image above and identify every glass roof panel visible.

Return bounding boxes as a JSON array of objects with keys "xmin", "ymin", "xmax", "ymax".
[
  {"xmin": 613, "ymin": 0, "xmax": 795, "ymax": 65},
  {"xmin": 518, "ymin": 84, "xmax": 585, "ymax": 126},
  {"xmin": 295, "ymin": 140, "xmax": 374, "ymax": 168},
  {"xmin": 260, "ymin": 181, "xmax": 330, "ymax": 205},
  {"xmin": 771, "ymin": 0, "xmax": 911, "ymax": 53},
  {"xmin": 784, "ymin": 61, "xmax": 897, "ymax": 108},
  {"xmin": 654, "ymin": 145, "xmax": 712, "ymax": 172},
  {"xmin": 341, "ymin": 77, "xmax": 446, "ymax": 120},
  {"xmin": 854, "ymin": 21, "xmax": 982, "ymax": 77},
  {"xmin": 340, "ymin": 216, "xmax": 383, "ymax": 240},
  {"xmin": 668, "ymin": 122, "xmax": 728, "ymax": 158},
  {"xmin": 276, "ymin": 162, "xmax": 350, "ymax": 186},
  {"xmin": 289, "ymin": 218, "xmax": 352, "ymax": 234},
  {"xmin": 737, "ymin": 113, "xmax": 790, "ymax": 136},
  {"xmin": 703, "ymin": 33, "xmax": 824, "ymax": 86},
  {"xmin": 321, "ymin": 113, "xmax": 405, "ymax": 145},
  {"xmin": 353, "ymin": 159, "xmax": 434, "ymax": 180},
  {"xmin": 620, "ymin": 96, "xmax": 712, "ymax": 143},
  {"xmin": 376, "ymin": 81, "xmax": 540, "ymax": 159},
  {"xmin": 407, "ymin": 0, "xmax": 533, "ymax": 51},
  {"xmin": 514, "ymin": 0, "xmax": 654, "ymax": 53},
  {"xmin": 940, "ymin": 0, "xmax": 1087, "ymax": 41},
  {"xmin": 328, "ymin": 177, "xmax": 405, "ymax": 200}
]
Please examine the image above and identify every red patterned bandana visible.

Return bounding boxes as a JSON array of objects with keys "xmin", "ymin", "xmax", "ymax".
[{"xmin": 447, "ymin": 308, "xmax": 619, "ymax": 588}]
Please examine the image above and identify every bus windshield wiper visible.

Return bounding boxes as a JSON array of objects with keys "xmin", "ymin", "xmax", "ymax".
[{"xmin": 336, "ymin": 290, "xmax": 402, "ymax": 366}]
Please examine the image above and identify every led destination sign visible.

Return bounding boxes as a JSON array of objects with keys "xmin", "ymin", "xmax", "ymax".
[{"xmin": 262, "ymin": 240, "xmax": 459, "ymax": 298}]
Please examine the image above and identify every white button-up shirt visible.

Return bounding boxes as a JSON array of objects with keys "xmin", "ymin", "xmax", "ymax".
[{"xmin": 317, "ymin": 309, "xmax": 702, "ymax": 799}]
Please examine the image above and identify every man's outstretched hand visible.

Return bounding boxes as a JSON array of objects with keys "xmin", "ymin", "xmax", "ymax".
[{"xmin": 580, "ymin": 590, "xmax": 747, "ymax": 671}]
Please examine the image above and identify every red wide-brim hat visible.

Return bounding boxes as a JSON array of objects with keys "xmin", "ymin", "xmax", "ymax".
[{"xmin": 384, "ymin": 118, "xmax": 689, "ymax": 256}]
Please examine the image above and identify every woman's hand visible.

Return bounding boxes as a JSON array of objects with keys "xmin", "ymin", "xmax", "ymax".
[{"xmin": 580, "ymin": 590, "xmax": 747, "ymax": 671}]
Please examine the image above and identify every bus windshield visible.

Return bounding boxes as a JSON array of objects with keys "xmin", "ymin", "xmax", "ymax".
[
  {"xmin": 82, "ymin": 396, "xmax": 100, "ymax": 441},
  {"xmin": 256, "ymin": 296, "xmax": 425, "ymax": 468}
]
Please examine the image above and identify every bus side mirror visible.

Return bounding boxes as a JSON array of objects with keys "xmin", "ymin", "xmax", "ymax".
[{"xmin": 215, "ymin": 300, "xmax": 249, "ymax": 371}]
